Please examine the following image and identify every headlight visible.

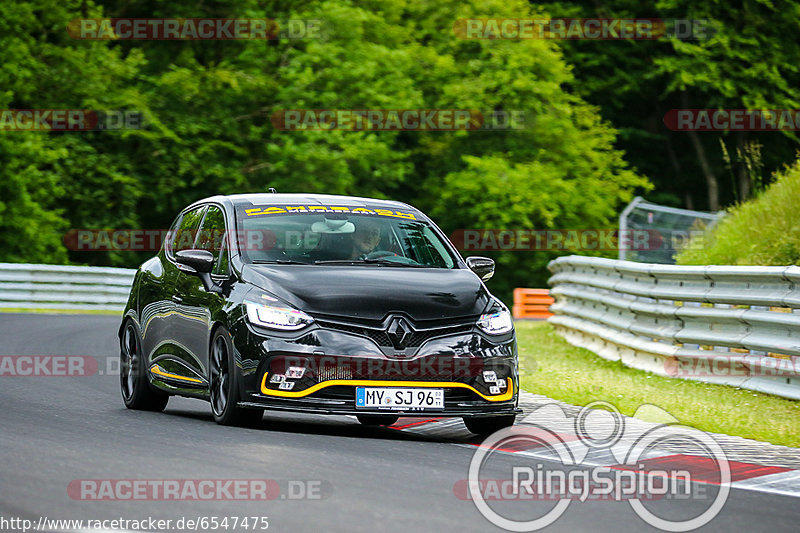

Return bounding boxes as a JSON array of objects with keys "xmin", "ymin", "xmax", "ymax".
[
  {"xmin": 477, "ymin": 308, "xmax": 513, "ymax": 335},
  {"xmin": 245, "ymin": 301, "xmax": 313, "ymax": 330}
]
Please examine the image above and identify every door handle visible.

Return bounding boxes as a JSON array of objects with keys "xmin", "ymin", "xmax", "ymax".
[{"xmin": 172, "ymin": 295, "xmax": 183, "ymax": 303}]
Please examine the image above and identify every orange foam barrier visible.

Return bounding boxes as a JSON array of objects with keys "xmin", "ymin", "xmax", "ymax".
[{"xmin": 512, "ymin": 288, "xmax": 554, "ymax": 320}]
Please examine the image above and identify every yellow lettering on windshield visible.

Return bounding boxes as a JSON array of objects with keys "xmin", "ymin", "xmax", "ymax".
[{"xmin": 244, "ymin": 205, "xmax": 417, "ymax": 220}]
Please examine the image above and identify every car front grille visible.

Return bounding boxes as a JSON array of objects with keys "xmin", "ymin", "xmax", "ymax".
[
  {"xmin": 317, "ymin": 320, "xmax": 473, "ymax": 348},
  {"xmin": 317, "ymin": 364, "xmax": 354, "ymax": 381},
  {"xmin": 316, "ymin": 321, "xmax": 392, "ymax": 347}
]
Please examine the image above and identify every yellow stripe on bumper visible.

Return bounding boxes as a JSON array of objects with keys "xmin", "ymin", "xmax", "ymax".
[
  {"xmin": 150, "ymin": 364, "xmax": 204, "ymax": 384},
  {"xmin": 260, "ymin": 375, "xmax": 514, "ymax": 402}
]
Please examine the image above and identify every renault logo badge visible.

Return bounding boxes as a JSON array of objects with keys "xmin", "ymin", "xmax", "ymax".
[{"xmin": 386, "ymin": 317, "xmax": 413, "ymax": 349}]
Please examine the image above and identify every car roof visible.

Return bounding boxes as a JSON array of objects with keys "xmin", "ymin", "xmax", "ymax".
[{"xmin": 191, "ymin": 193, "xmax": 417, "ymax": 211}]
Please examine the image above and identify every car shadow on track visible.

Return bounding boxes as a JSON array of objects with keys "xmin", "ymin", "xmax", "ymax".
[{"xmin": 159, "ymin": 407, "xmax": 464, "ymax": 443}]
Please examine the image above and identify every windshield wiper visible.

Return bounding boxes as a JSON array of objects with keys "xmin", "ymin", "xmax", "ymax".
[
  {"xmin": 313, "ymin": 259, "xmax": 428, "ymax": 267},
  {"xmin": 251, "ymin": 259, "xmax": 310, "ymax": 265}
]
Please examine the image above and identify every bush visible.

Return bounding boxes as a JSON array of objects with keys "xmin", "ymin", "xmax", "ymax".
[{"xmin": 676, "ymin": 155, "xmax": 800, "ymax": 265}]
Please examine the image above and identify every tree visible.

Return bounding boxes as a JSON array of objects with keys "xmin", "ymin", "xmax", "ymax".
[
  {"xmin": 541, "ymin": 0, "xmax": 800, "ymax": 210},
  {"xmin": 2, "ymin": 0, "xmax": 650, "ymax": 303},
  {"xmin": 0, "ymin": 0, "xmax": 147, "ymax": 264}
]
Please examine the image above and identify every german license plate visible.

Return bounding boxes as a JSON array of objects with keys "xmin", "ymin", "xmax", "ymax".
[{"xmin": 355, "ymin": 387, "xmax": 444, "ymax": 410}]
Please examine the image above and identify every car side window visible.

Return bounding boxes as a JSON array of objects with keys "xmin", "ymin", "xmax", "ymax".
[
  {"xmin": 164, "ymin": 214, "xmax": 183, "ymax": 254},
  {"xmin": 421, "ymin": 225, "xmax": 455, "ymax": 268},
  {"xmin": 195, "ymin": 205, "xmax": 226, "ymax": 263},
  {"xmin": 194, "ymin": 205, "xmax": 230, "ymax": 276},
  {"xmin": 170, "ymin": 206, "xmax": 206, "ymax": 256},
  {"xmin": 213, "ymin": 236, "xmax": 230, "ymax": 276}
]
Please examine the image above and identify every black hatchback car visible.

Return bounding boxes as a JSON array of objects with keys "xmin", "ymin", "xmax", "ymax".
[{"xmin": 119, "ymin": 193, "xmax": 519, "ymax": 435}]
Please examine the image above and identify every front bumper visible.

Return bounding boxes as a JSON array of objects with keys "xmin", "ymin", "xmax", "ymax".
[
  {"xmin": 237, "ymin": 402, "xmax": 522, "ymax": 418},
  {"xmin": 245, "ymin": 376, "xmax": 520, "ymax": 417},
  {"xmin": 231, "ymin": 313, "xmax": 519, "ymax": 417}
]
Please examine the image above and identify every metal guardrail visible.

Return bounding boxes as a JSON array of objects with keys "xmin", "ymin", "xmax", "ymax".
[
  {"xmin": 547, "ymin": 255, "xmax": 800, "ymax": 400},
  {"xmin": 0, "ymin": 263, "xmax": 135, "ymax": 312}
]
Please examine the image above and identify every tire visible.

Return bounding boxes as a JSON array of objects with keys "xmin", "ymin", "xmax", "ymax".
[
  {"xmin": 120, "ymin": 321, "xmax": 169, "ymax": 412},
  {"xmin": 209, "ymin": 327, "xmax": 263, "ymax": 427},
  {"xmin": 463, "ymin": 415, "xmax": 516, "ymax": 436},
  {"xmin": 356, "ymin": 415, "xmax": 399, "ymax": 426}
]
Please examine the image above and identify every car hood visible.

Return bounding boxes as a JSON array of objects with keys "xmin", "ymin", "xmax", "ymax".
[{"xmin": 241, "ymin": 264, "xmax": 490, "ymax": 322}]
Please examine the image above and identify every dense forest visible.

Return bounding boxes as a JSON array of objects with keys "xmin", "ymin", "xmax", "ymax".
[{"xmin": 2, "ymin": 0, "xmax": 798, "ymax": 301}]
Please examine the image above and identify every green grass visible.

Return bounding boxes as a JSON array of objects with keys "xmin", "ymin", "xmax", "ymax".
[
  {"xmin": 676, "ymin": 156, "xmax": 800, "ymax": 266},
  {"xmin": 516, "ymin": 321, "xmax": 800, "ymax": 448},
  {"xmin": 0, "ymin": 307, "xmax": 121, "ymax": 316}
]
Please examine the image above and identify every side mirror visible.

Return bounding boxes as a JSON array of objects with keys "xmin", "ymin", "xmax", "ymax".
[
  {"xmin": 175, "ymin": 249, "xmax": 215, "ymax": 273},
  {"xmin": 466, "ymin": 256, "xmax": 495, "ymax": 281},
  {"xmin": 175, "ymin": 249, "xmax": 224, "ymax": 294}
]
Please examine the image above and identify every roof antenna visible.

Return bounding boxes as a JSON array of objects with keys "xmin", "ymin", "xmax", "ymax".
[{"xmin": 268, "ymin": 187, "xmax": 277, "ymax": 194}]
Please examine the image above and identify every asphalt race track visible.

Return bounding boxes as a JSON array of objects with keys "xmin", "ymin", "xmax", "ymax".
[{"xmin": 1, "ymin": 313, "xmax": 799, "ymax": 532}]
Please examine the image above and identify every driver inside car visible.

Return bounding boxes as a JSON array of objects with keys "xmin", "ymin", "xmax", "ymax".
[{"xmin": 349, "ymin": 219, "xmax": 382, "ymax": 259}]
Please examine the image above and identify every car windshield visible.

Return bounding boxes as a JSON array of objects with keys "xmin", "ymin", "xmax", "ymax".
[{"xmin": 235, "ymin": 205, "xmax": 456, "ymax": 268}]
